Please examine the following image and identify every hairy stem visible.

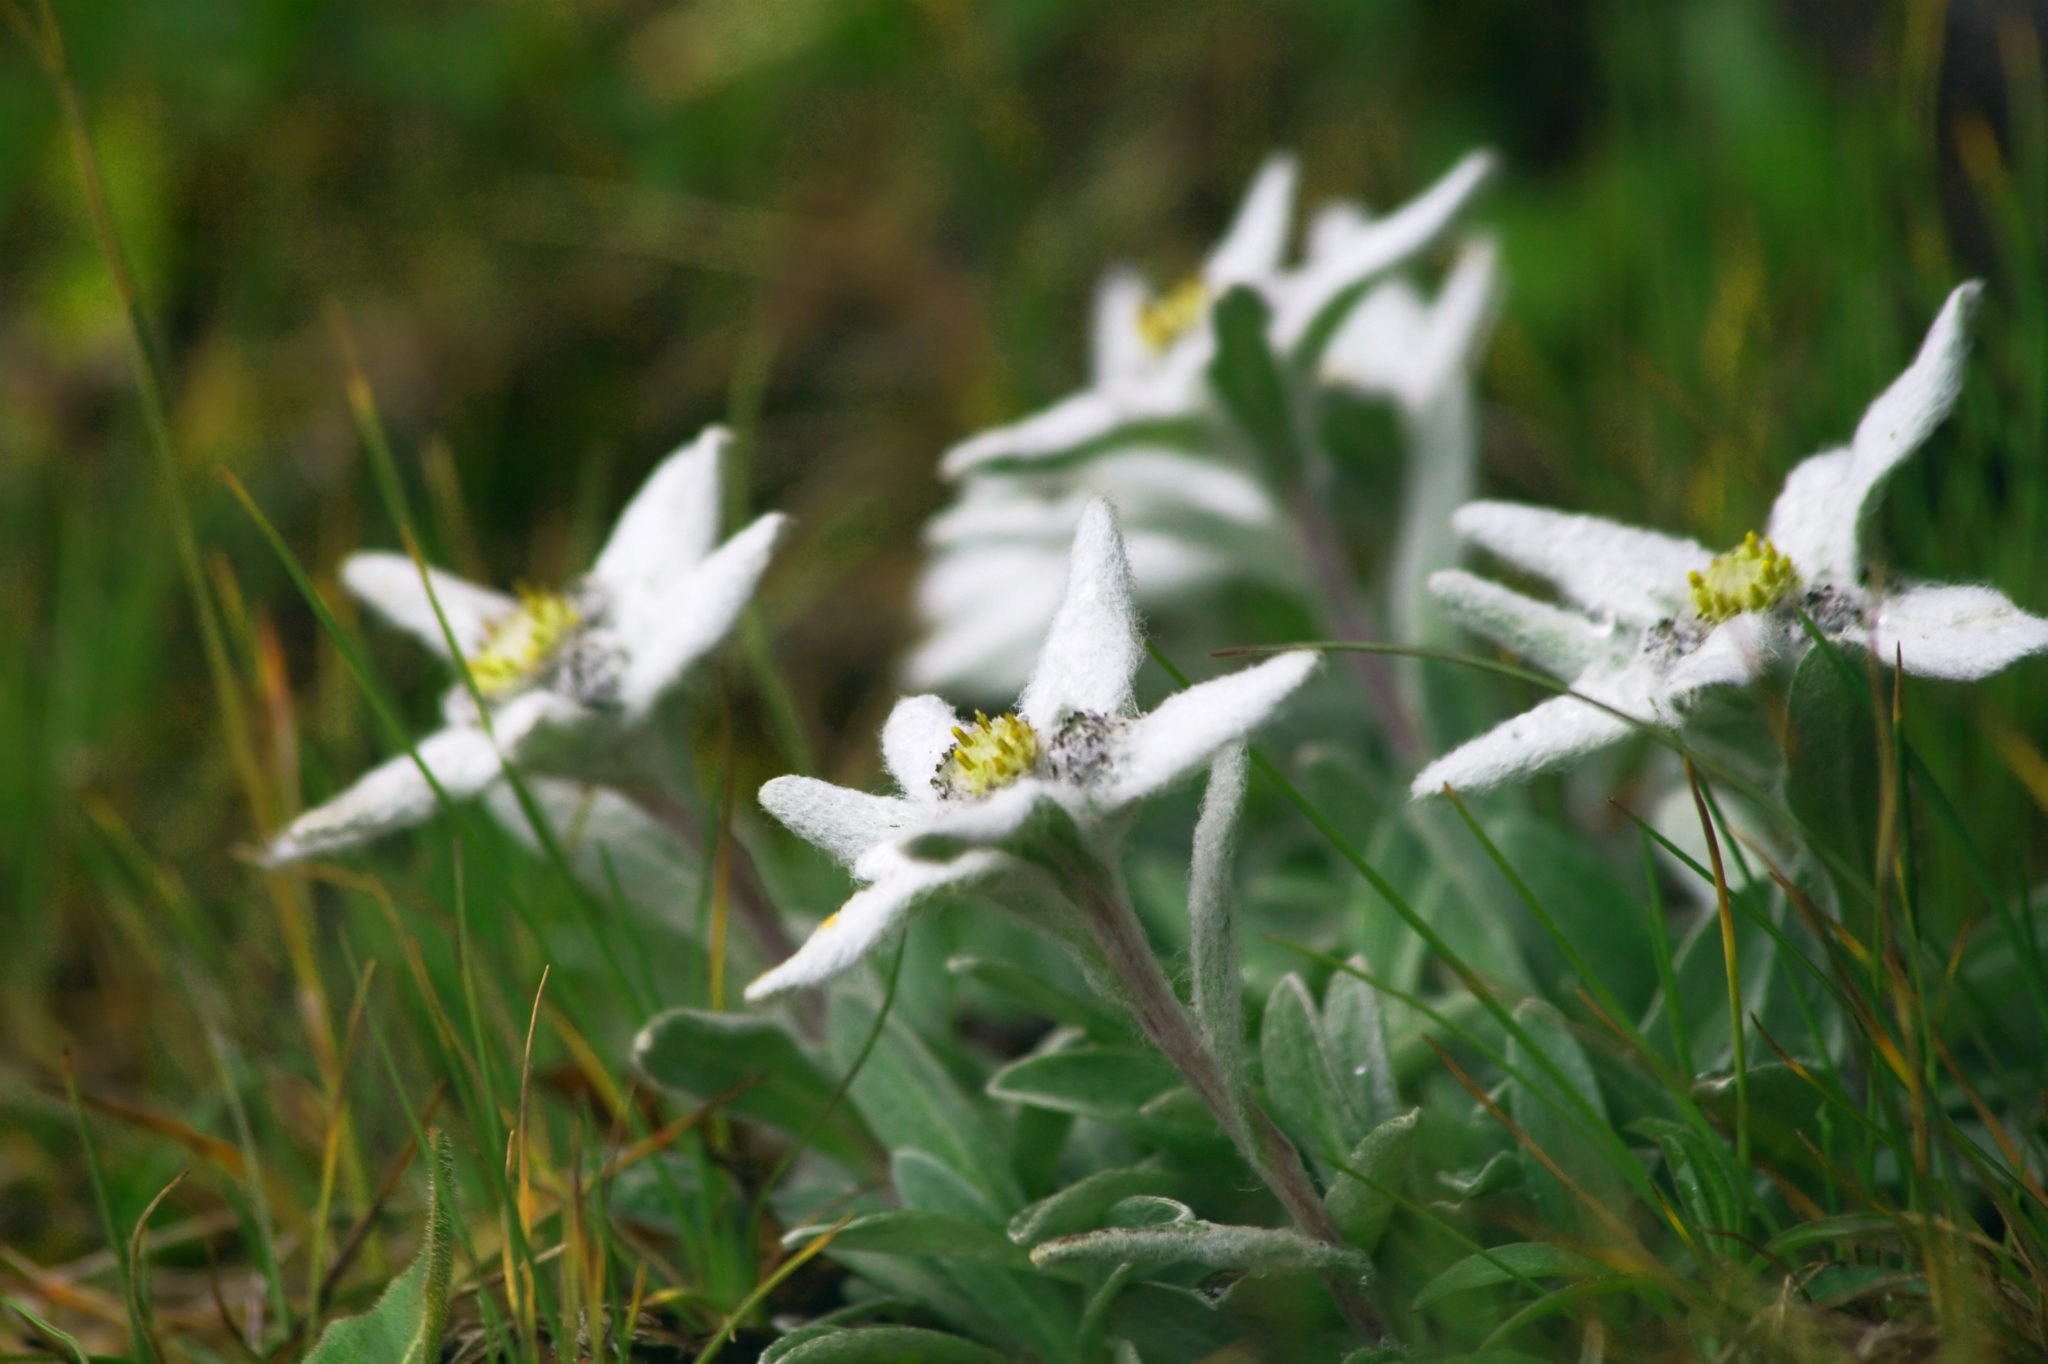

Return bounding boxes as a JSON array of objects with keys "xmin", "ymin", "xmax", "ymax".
[
  {"xmin": 1073, "ymin": 872, "xmax": 1391, "ymax": 1344},
  {"xmin": 1287, "ymin": 486, "xmax": 1424, "ymax": 766}
]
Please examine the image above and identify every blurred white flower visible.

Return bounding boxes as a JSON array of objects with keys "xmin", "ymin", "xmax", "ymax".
[
  {"xmin": 1318, "ymin": 232, "xmax": 1502, "ymax": 645},
  {"xmin": 906, "ymin": 448, "xmax": 1294, "ymax": 691},
  {"xmin": 264, "ymin": 426, "xmax": 785, "ymax": 864},
  {"xmin": 942, "ymin": 150, "xmax": 1494, "ymax": 479},
  {"xmin": 1414, "ymin": 282, "xmax": 2048, "ymax": 798},
  {"xmin": 912, "ymin": 151, "xmax": 1497, "ymax": 698},
  {"xmin": 746, "ymin": 500, "xmax": 1317, "ymax": 1000}
]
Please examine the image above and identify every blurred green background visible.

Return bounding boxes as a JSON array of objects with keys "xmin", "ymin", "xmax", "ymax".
[{"xmin": 8, "ymin": 0, "xmax": 2048, "ymax": 1339}]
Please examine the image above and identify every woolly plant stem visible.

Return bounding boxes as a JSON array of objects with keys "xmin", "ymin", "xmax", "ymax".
[
  {"xmin": 1287, "ymin": 485, "xmax": 1423, "ymax": 766},
  {"xmin": 1070, "ymin": 871, "xmax": 1391, "ymax": 1344}
]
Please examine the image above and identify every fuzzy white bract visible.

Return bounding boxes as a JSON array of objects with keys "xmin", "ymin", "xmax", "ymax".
[
  {"xmin": 745, "ymin": 500, "xmax": 1317, "ymax": 1000},
  {"xmin": 1413, "ymin": 282, "xmax": 2048, "ymax": 798},
  {"xmin": 263, "ymin": 426, "xmax": 786, "ymax": 864},
  {"xmin": 910, "ymin": 150, "xmax": 1498, "ymax": 697}
]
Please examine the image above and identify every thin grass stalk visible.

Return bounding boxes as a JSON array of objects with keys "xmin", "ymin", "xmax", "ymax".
[
  {"xmin": 1685, "ymin": 758, "xmax": 1750, "ymax": 1178},
  {"xmin": 58, "ymin": 1054, "xmax": 150, "ymax": 1360},
  {"xmin": 5, "ymin": 0, "xmax": 363, "ymax": 1210},
  {"xmin": 1635, "ymin": 826, "xmax": 1696, "ymax": 1078}
]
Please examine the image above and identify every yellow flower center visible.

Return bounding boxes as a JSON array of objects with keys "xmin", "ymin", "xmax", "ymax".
[
  {"xmin": 1136, "ymin": 275, "xmax": 1210, "ymax": 353},
  {"xmin": 1687, "ymin": 532, "xmax": 1799, "ymax": 624},
  {"xmin": 467, "ymin": 587, "xmax": 580, "ymax": 696},
  {"xmin": 935, "ymin": 711, "xmax": 1040, "ymax": 799}
]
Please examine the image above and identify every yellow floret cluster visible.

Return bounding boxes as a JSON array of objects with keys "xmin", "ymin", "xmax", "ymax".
[
  {"xmin": 1137, "ymin": 275, "xmax": 1210, "ymax": 353},
  {"xmin": 1687, "ymin": 531, "xmax": 1799, "ymax": 624},
  {"xmin": 936, "ymin": 711, "xmax": 1041, "ymax": 799},
  {"xmin": 467, "ymin": 588, "xmax": 580, "ymax": 696}
]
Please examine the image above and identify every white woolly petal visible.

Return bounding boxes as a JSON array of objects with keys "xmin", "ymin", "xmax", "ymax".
[
  {"xmin": 1305, "ymin": 201, "xmax": 1370, "ymax": 264},
  {"xmin": 743, "ymin": 848, "xmax": 1009, "ymax": 1000},
  {"xmin": 897, "ymin": 780, "xmax": 1047, "ymax": 857},
  {"xmin": 342, "ymin": 552, "xmax": 516, "ymax": 660},
  {"xmin": 1409, "ymin": 688, "xmax": 1641, "ymax": 799},
  {"xmin": 1452, "ymin": 501, "xmax": 1710, "ymax": 626},
  {"xmin": 1849, "ymin": 284, "xmax": 1980, "ymax": 489},
  {"xmin": 1663, "ymin": 616, "xmax": 1772, "ymax": 700},
  {"xmin": 1429, "ymin": 569, "xmax": 1625, "ymax": 680},
  {"xmin": 906, "ymin": 554, "xmax": 1068, "ymax": 698},
  {"xmin": 941, "ymin": 390, "xmax": 1127, "ymax": 478},
  {"xmin": 1204, "ymin": 153, "xmax": 1299, "ymax": 288},
  {"xmin": 1866, "ymin": 582, "xmax": 2048, "ymax": 680},
  {"xmin": 882, "ymin": 694, "xmax": 963, "ymax": 799},
  {"xmin": 1018, "ymin": 501, "xmax": 1143, "ymax": 729},
  {"xmin": 264, "ymin": 725, "xmax": 503, "ymax": 865},
  {"xmin": 615, "ymin": 512, "xmax": 786, "ymax": 719},
  {"xmin": 1272, "ymin": 149, "xmax": 1497, "ymax": 348},
  {"xmin": 1092, "ymin": 267, "xmax": 1153, "ymax": 386},
  {"xmin": 939, "ymin": 356, "xmax": 1209, "ymax": 477},
  {"xmin": 1086, "ymin": 450, "xmax": 1279, "ymax": 527},
  {"xmin": 264, "ymin": 690, "xmax": 582, "ymax": 865},
  {"xmin": 760, "ymin": 775, "xmax": 913, "ymax": 869},
  {"xmin": 590, "ymin": 426, "xmax": 727, "ymax": 601},
  {"xmin": 1321, "ymin": 278, "xmax": 1429, "ymax": 398},
  {"xmin": 1767, "ymin": 283, "xmax": 1981, "ymax": 582},
  {"xmin": 1326, "ymin": 236, "xmax": 1502, "ymax": 410},
  {"xmin": 1109, "ymin": 652, "xmax": 1318, "ymax": 806}
]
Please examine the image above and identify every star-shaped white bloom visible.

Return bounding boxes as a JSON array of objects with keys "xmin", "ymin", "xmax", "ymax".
[
  {"xmin": 745, "ymin": 500, "xmax": 1317, "ymax": 1000},
  {"xmin": 264, "ymin": 426, "xmax": 786, "ymax": 864},
  {"xmin": 940, "ymin": 149, "xmax": 1497, "ymax": 478},
  {"xmin": 1413, "ymin": 281, "xmax": 2048, "ymax": 798}
]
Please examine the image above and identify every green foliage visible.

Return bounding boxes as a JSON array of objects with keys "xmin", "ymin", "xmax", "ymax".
[
  {"xmin": 302, "ymin": 1131, "xmax": 455, "ymax": 1364},
  {"xmin": 635, "ymin": 1006, "xmax": 877, "ymax": 1169},
  {"xmin": 11, "ymin": 0, "xmax": 2048, "ymax": 1360}
]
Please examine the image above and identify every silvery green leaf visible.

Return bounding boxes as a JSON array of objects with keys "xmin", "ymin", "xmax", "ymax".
[
  {"xmin": 634, "ymin": 1008, "xmax": 875, "ymax": 1171},
  {"xmin": 1324, "ymin": 1110, "xmax": 1419, "ymax": 1252},
  {"xmin": 830, "ymin": 992, "xmax": 1021, "ymax": 1208},
  {"xmin": 766, "ymin": 1326, "xmax": 1010, "ymax": 1364},
  {"xmin": 1008, "ymin": 1161, "xmax": 1178, "ymax": 1245},
  {"xmin": 947, "ymin": 955, "xmax": 1134, "ymax": 1042},
  {"xmin": 1323, "ymin": 959, "xmax": 1398, "ymax": 1129},
  {"xmin": 1436, "ymin": 1150, "xmax": 1524, "ymax": 1201},
  {"xmin": 1506, "ymin": 1000, "xmax": 1628, "ymax": 1239},
  {"xmin": 1030, "ymin": 1218, "xmax": 1369, "ymax": 1276},
  {"xmin": 1410, "ymin": 1242, "xmax": 1617, "ymax": 1309},
  {"xmin": 302, "ymin": 1132, "xmax": 455, "ymax": 1364},
  {"xmin": 893, "ymin": 1149, "xmax": 1005, "ymax": 1222},
  {"xmin": 1260, "ymin": 974, "xmax": 1370, "ymax": 1167},
  {"xmin": 782, "ymin": 1211, "xmax": 1029, "ymax": 1269},
  {"xmin": 987, "ymin": 1046, "xmax": 1180, "ymax": 1120}
]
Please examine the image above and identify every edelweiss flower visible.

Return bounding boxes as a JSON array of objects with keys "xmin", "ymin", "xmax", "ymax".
[
  {"xmin": 264, "ymin": 426, "xmax": 786, "ymax": 864},
  {"xmin": 909, "ymin": 152, "xmax": 1497, "ymax": 698},
  {"xmin": 1414, "ymin": 282, "xmax": 2048, "ymax": 798},
  {"xmin": 941, "ymin": 149, "xmax": 1497, "ymax": 477},
  {"xmin": 745, "ymin": 500, "xmax": 1317, "ymax": 1000}
]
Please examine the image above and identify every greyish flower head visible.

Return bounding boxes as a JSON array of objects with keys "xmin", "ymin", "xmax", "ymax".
[
  {"xmin": 746, "ymin": 499, "xmax": 1317, "ymax": 1000},
  {"xmin": 1414, "ymin": 281, "xmax": 2048, "ymax": 799},
  {"xmin": 939, "ymin": 150, "xmax": 1496, "ymax": 479},
  {"xmin": 263, "ymin": 426, "xmax": 786, "ymax": 865},
  {"xmin": 910, "ymin": 151, "xmax": 1499, "ymax": 699}
]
